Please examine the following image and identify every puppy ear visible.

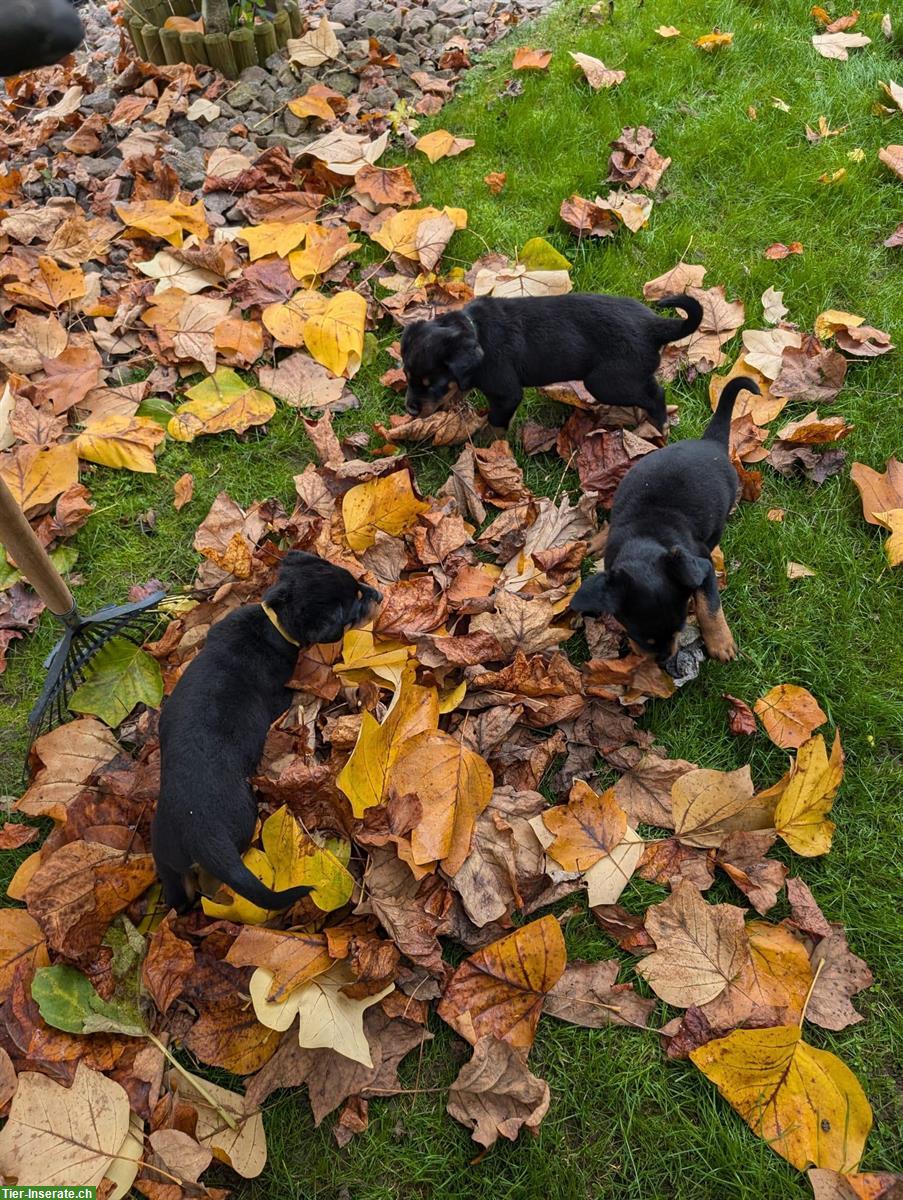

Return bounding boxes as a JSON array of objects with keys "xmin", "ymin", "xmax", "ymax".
[
  {"xmin": 666, "ymin": 547, "xmax": 710, "ymax": 590},
  {"xmin": 571, "ymin": 572, "xmax": 616, "ymax": 616},
  {"xmin": 442, "ymin": 313, "xmax": 483, "ymax": 388}
]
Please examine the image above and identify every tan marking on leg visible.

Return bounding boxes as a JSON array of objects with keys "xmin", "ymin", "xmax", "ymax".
[{"xmin": 694, "ymin": 590, "xmax": 737, "ymax": 662}]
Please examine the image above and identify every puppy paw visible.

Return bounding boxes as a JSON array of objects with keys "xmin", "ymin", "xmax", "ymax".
[{"xmin": 704, "ymin": 628, "xmax": 737, "ymax": 662}]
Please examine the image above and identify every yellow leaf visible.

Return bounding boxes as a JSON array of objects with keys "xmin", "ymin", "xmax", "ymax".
[
  {"xmin": 369, "ymin": 206, "xmax": 467, "ymax": 260},
  {"xmin": 656, "ymin": 25, "xmax": 681, "ymax": 37},
  {"xmin": 336, "ymin": 665, "xmax": 438, "ymax": 816},
  {"xmin": 75, "ymin": 413, "xmax": 165, "ymax": 474},
  {"xmin": 391, "ymin": 731, "xmax": 494, "ymax": 875},
  {"xmin": 287, "ymin": 87, "xmax": 337, "ymax": 121},
  {"xmin": 4, "ymin": 256, "xmax": 87, "ymax": 310},
  {"xmin": 201, "ymin": 848, "xmax": 275, "ymax": 925},
  {"xmin": 333, "ymin": 627, "xmax": 415, "ymax": 689},
  {"xmin": 301, "ymin": 290, "xmax": 366, "ymax": 378},
  {"xmin": 225, "ymin": 927, "xmax": 332, "ymax": 1002},
  {"xmin": 690, "ymin": 1025, "xmax": 871, "ymax": 1171},
  {"xmin": 114, "ymin": 198, "xmax": 209, "ymax": 248},
  {"xmin": 542, "ymin": 781, "xmax": 628, "ymax": 871},
  {"xmin": 774, "ymin": 732, "xmax": 844, "ymax": 856},
  {"xmin": 262, "ymin": 290, "xmax": 326, "ymax": 348},
  {"xmin": 288, "ymin": 224, "xmax": 360, "ymax": 283},
  {"xmin": 199, "ymin": 530, "xmax": 252, "ymax": 579},
  {"xmin": 167, "ymin": 367, "xmax": 276, "ymax": 443},
  {"xmin": 818, "ymin": 168, "xmax": 847, "ymax": 184},
  {"xmin": 236, "ymin": 222, "xmax": 309, "ymax": 261},
  {"xmin": 342, "ymin": 469, "xmax": 429, "ymax": 551},
  {"xmin": 873, "ymin": 508, "xmax": 903, "ymax": 567},
  {"xmin": 438, "ymin": 678, "xmax": 467, "ymax": 713},
  {"xmin": 814, "ymin": 309, "xmax": 865, "ymax": 340},
  {"xmin": 0, "ymin": 442, "xmax": 79, "ymax": 515},
  {"xmin": 695, "ymin": 31, "xmax": 734, "ymax": 50},
  {"xmin": 414, "ymin": 130, "xmax": 476, "ymax": 163},
  {"xmin": 260, "ymin": 806, "xmax": 354, "ymax": 912}
]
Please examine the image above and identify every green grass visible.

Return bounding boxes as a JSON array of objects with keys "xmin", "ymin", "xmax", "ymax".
[{"xmin": 3, "ymin": 0, "xmax": 903, "ymax": 1196}]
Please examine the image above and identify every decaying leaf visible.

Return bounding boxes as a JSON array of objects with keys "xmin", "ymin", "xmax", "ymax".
[{"xmin": 447, "ymin": 1035, "xmax": 550, "ymax": 1148}]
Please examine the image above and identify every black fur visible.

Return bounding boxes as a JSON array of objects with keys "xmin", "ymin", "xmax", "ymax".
[
  {"xmin": 152, "ymin": 552, "xmax": 381, "ymax": 913},
  {"xmin": 570, "ymin": 378, "xmax": 760, "ymax": 662},
  {"xmin": 0, "ymin": 0, "xmax": 84, "ymax": 76},
  {"xmin": 399, "ymin": 292, "xmax": 703, "ymax": 430}
]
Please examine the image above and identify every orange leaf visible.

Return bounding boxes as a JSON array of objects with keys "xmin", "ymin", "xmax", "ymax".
[
  {"xmin": 5, "ymin": 256, "xmax": 86, "ymax": 310},
  {"xmin": 542, "ymin": 780, "xmax": 628, "ymax": 871},
  {"xmin": 850, "ymin": 458, "xmax": 903, "ymax": 526},
  {"xmin": 754, "ymin": 685, "xmax": 827, "ymax": 748},
  {"xmin": 437, "ymin": 916, "xmax": 566, "ymax": 1050},
  {"xmin": 512, "ymin": 47, "xmax": 552, "ymax": 70}
]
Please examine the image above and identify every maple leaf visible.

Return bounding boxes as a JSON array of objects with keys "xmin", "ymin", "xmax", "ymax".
[
  {"xmin": 807, "ymin": 925, "xmax": 874, "ymax": 1031},
  {"xmin": 754, "ymin": 684, "xmax": 827, "ymax": 748},
  {"xmin": 342, "ymin": 469, "xmax": 429, "ymax": 551},
  {"xmin": 691, "ymin": 1025, "xmax": 871, "ymax": 1170},
  {"xmin": 438, "ymin": 916, "xmax": 566, "ymax": 1049},
  {"xmin": 447, "ymin": 1036, "xmax": 550, "ymax": 1148},
  {"xmin": 512, "ymin": 47, "xmax": 552, "ymax": 70},
  {"xmin": 167, "ymin": 367, "xmax": 276, "ymax": 443},
  {"xmin": 288, "ymin": 82, "xmax": 346, "ymax": 121},
  {"xmin": 636, "ymin": 881, "xmax": 751, "ymax": 1007}
]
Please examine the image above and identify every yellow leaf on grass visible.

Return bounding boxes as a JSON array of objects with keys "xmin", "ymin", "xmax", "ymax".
[
  {"xmin": 690, "ymin": 1025, "xmax": 871, "ymax": 1171},
  {"xmin": 337, "ymin": 665, "xmax": 438, "ymax": 816},
  {"xmin": 391, "ymin": 731, "xmax": 493, "ymax": 875},
  {"xmin": 249, "ymin": 960, "xmax": 392, "ymax": 1066},
  {"xmin": 414, "ymin": 130, "xmax": 476, "ymax": 163},
  {"xmin": 0, "ymin": 442, "xmax": 79, "ymax": 514},
  {"xmin": 201, "ymin": 848, "xmax": 275, "ymax": 925},
  {"xmin": 302, "ymin": 290, "xmax": 367, "ymax": 378},
  {"xmin": 75, "ymin": 413, "xmax": 166, "ymax": 473},
  {"xmin": 754, "ymin": 684, "xmax": 827, "ymax": 749},
  {"xmin": 167, "ymin": 367, "xmax": 275, "ymax": 443},
  {"xmin": 260, "ymin": 806, "xmax": 354, "ymax": 912},
  {"xmin": 512, "ymin": 47, "xmax": 552, "ymax": 70},
  {"xmin": 342, "ymin": 469, "xmax": 429, "ymax": 551},
  {"xmin": 695, "ymin": 31, "xmax": 734, "ymax": 50},
  {"xmin": 774, "ymin": 731, "xmax": 844, "ymax": 856},
  {"xmin": 236, "ymin": 221, "xmax": 309, "ymax": 261},
  {"xmin": 369, "ymin": 206, "xmax": 467, "ymax": 260},
  {"xmin": 262, "ymin": 290, "xmax": 326, "ymax": 348},
  {"xmin": 873, "ymin": 508, "xmax": 903, "ymax": 567},
  {"xmin": 114, "ymin": 198, "xmax": 209, "ymax": 248}
]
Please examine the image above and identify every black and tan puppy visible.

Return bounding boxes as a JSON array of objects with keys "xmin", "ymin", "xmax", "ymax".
[
  {"xmin": 152, "ymin": 552, "xmax": 381, "ymax": 913},
  {"xmin": 399, "ymin": 292, "xmax": 703, "ymax": 431},
  {"xmin": 0, "ymin": 0, "xmax": 84, "ymax": 76},
  {"xmin": 571, "ymin": 377, "xmax": 760, "ymax": 664}
]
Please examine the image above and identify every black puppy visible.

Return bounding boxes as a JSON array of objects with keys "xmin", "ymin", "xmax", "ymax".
[
  {"xmin": 399, "ymin": 292, "xmax": 703, "ymax": 431},
  {"xmin": 0, "ymin": 0, "xmax": 84, "ymax": 76},
  {"xmin": 571, "ymin": 377, "xmax": 760, "ymax": 664},
  {"xmin": 152, "ymin": 551, "xmax": 381, "ymax": 913}
]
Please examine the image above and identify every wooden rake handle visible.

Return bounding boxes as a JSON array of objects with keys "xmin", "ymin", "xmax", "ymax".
[{"xmin": 0, "ymin": 474, "xmax": 75, "ymax": 616}]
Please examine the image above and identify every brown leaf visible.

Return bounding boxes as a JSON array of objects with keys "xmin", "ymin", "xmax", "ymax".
[
  {"xmin": 373, "ymin": 575, "xmax": 448, "ymax": 638},
  {"xmin": 878, "ymin": 144, "xmax": 903, "ymax": 179},
  {"xmin": 471, "ymin": 590, "xmax": 573, "ymax": 657},
  {"xmin": 447, "ymin": 1035, "xmax": 550, "ymax": 1148},
  {"xmin": 590, "ymin": 904, "xmax": 655, "ymax": 956},
  {"xmin": 807, "ymin": 925, "xmax": 873, "ymax": 1031},
  {"xmin": 608, "ymin": 125, "xmax": 671, "ymax": 191},
  {"xmin": 764, "ymin": 241, "xmax": 804, "ymax": 260},
  {"xmin": 172, "ymin": 473, "xmax": 193, "ymax": 511},
  {"xmin": 716, "ymin": 831, "xmax": 788, "ymax": 914},
  {"xmin": 636, "ymin": 881, "xmax": 751, "ymax": 1007},
  {"xmin": 544, "ymin": 959, "xmax": 655, "ymax": 1028},
  {"xmin": 613, "ymin": 753, "xmax": 697, "ymax": 828},
  {"xmin": 0, "ymin": 911, "xmax": 49, "ymax": 1001},
  {"xmin": 723, "ymin": 694, "xmax": 757, "ymax": 736},
  {"xmin": 807, "ymin": 1169, "xmax": 903, "ymax": 1199},
  {"xmin": 754, "ymin": 684, "xmax": 827, "ymax": 748},
  {"xmin": 542, "ymin": 781, "xmax": 627, "ymax": 872},
  {"xmin": 484, "ymin": 171, "xmax": 507, "ymax": 194},
  {"xmin": 438, "ymin": 915, "xmax": 566, "ymax": 1049},
  {"xmin": 182, "ymin": 954, "xmax": 281, "ymax": 1075},
  {"xmin": 512, "ymin": 47, "xmax": 552, "ymax": 70},
  {"xmin": 583, "ymin": 656, "xmax": 676, "ymax": 705},
  {"xmin": 785, "ymin": 876, "xmax": 833, "ymax": 939},
  {"xmin": 850, "ymin": 458, "xmax": 903, "ymax": 526},
  {"xmin": 141, "ymin": 915, "xmax": 195, "ymax": 1014},
  {"xmin": 771, "ymin": 339, "xmax": 847, "ymax": 404},
  {"xmin": 638, "ymin": 838, "xmax": 716, "ymax": 891},
  {"xmin": 0, "ymin": 822, "xmax": 39, "ymax": 849}
]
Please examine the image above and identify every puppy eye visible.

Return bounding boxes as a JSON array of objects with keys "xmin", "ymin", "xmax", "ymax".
[{"xmin": 421, "ymin": 377, "xmax": 430, "ymax": 386}]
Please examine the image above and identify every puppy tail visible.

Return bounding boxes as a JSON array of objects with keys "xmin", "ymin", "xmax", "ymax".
[
  {"xmin": 703, "ymin": 377, "xmax": 762, "ymax": 446},
  {"xmin": 211, "ymin": 845, "xmax": 314, "ymax": 912},
  {"xmin": 652, "ymin": 294, "xmax": 704, "ymax": 343}
]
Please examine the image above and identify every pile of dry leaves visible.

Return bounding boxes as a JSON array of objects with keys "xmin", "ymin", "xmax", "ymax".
[{"xmin": 0, "ymin": 10, "xmax": 901, "ymax": 1200}]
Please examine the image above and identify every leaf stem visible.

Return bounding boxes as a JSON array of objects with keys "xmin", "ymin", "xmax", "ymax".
[
  {"xmin": 799, "ymin": 956, "xmax": 825, "ymax": 1030},
  {"xmin": 145, "ymin": 1031, "xmax": 239, "ymax": 1130}
]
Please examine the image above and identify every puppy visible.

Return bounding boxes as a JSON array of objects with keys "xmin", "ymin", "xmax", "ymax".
[
  {"xmin": 152, "ymin": 551, "xmax": 381, "ymax": 913},
  {"xmin": 571, "ymin": 377, "xmax": 760, "ymax": 664},
  {"xmin": 0, "ymin": 0, "xmax": 84, "ymax": 76},
  {"xmin": 399, "ymin": 292, "xmax": 703, "ymax": 431}
]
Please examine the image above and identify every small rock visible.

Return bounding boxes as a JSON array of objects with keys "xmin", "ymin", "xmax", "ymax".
[
  {"xmin": 265, "ymin": 52, "xmax": 285, "ymax": 72},
  {"xmin": 331, "ymin": 0, "xmax": 360, "ymax": 24},
  {"xmin": 228, "ymin": 81, "xmax": 260, "ymax": 111},
  {"xmin": 362, "ymin": 11, "xmax": 397, "ymax": 36},
  {"xmin": 264, "ymin": 132, "xmax": 311, "ymax": 151},
  {"xmin": 164, "ymin": 147, "xmax": 207, "ymax": 190},
  {"xmin": 204, "ymin": 191, "xmax": 237, "ymax": 215},
  {"xmin": 76, "ymin": 156, "xmax": 117, "ymax": 179},
  {"xmin": 364, "ymin": 85, "xmax": 399, "ymax": 109},
  {"xmin": 405, "ymin": 11, "xmax": 431, "ymax": 35},
  {"xmin": 427, "ymin": 23, "xmax": 452, "ymax": 47},
  {"xmin": 80, "ymin": 90, "xmax": 115, "ymax": 114},
  {"xmin": 324, "ymin": 69, "xmax": 360, "ymax": 96},
  {"xmin": 239, "ymin": 65, "xmax": 271, "ymax": 85},
  {"xmin": 283, "ymin": 109, "xmax": 305, "ymax": 136}
]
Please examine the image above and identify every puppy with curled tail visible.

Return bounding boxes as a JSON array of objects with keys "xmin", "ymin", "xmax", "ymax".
[
  {"xmin": 399, "ymin": 292, "xmax": 703, "ymax": 432},
  {"xmin": 152, "ymin": 551, "xmax": 382, "ymax": 913},
  {"xmin": 0, "ymin": 0, "xmax": 84, "ymax": 76},
  {"xmin": 571, "ymin": 377, "xmax": 761, "ymax": 664}
]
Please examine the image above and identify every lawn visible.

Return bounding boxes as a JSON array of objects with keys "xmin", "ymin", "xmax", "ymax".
[{"xmin": 2, "ymin": 0, "xmax": 903, "ymax": 1197}]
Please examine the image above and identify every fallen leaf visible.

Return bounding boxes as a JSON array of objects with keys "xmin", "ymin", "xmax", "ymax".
[
  {"xmin": 762, "ymin": 287, "xmax": 788, "ymax": 324},
  {"xmin": 114, "ymin": 198, "xmax": 209, "ymax": 248},
  {"xmin": 226, "ymin": 927, "xmax": 332, "ymax": 1002},
  {"xmin": 173, "ymin": 472, "xmax": 194, "ymax": 510},
  {"xmin": 438, "ymin": 915, "xmax": 566, "ymax": 1049},
  {"xmin": 69, "ymin": 636, "xmax": 164, "ymax": 728},
  {"xmin": 484, "ymin": 171, "xmax": 507, "ymax": 194},
  {"xmin": 808, "ymin": 1169, "xmax": 903, "ymax": 1200},
  {"xmin": 167, "ymin": 367, "xmax": 276, "ymax": 443},
  {"xmin": 17, "ymin": 717, "xmax": 120, "ymax": 821},
  {"xmin": 807, "ymin": 926, "xmax": 873, "ymax": 1031},
  {"xmin": 303, "ymin": 290, "xmax": 367, "ymax": 378},
  {"xmin": 691, "ymin": 1025, "xmax": 871, "ymax": 1170},
  {"xmin": 569, "ymin": 52, "xmax": 626, "ymax": 89},
  {"xmin": 447, "ymin": 1035, "xmax": 550, "ymax": 1148},
  {"xmin": 754, "ymin": 684, "xmax": 827, "ymax": 748},
  {"xmin": 787, "ymin": 561, "xmax": 817, "ymax": 578},
  {"xmin": 415, "ymin": 130, "xmax": 476, "ymax": 162},
  {"xmin": 342, "ymin": 469, "xmax": 429, "ymax": 551},
  {"xmin": 636, "ymin": 881, "xmax": 750, "ymax": 1007},
  {"xmin": 695, "ymin": 31, "xmax": 734, "ymax": 50},
  {"xmin": 812, "ymin": 31, "xmax": 871, "ymax": 59},
  {"xmin": 850, "ymin": 458, "xmax": 903, "ymax": 525},
  {"xmin": 512, "ymin": 47, "xmax": 552, "ymax": 70},
  {"xmin": 75, "ymin": 413, "xmax": 165, "ymax": 474},
  {"xmin": 171, "ymin": 1068, "xmax": 267, "ymax": 1178},
  {"xmin": 0, "ymin": 909, "xmax": 49, "ymax": 1000},
  {"xmin": 773, "ymin": 732, "xmax": 844, "ymax": 857},
  {"xmin": 288, "ymin": 15, "xmax": 342, "ymax": 66},
  {"xmin": 544, "ymin": 959, "xmax": 655, "ymax": 1028},
  {"xmin": 671, "ymin": 766, "xmax": 773, "ymax": 848},
  {"xmin": 723, "ymin": 694, "xmax": 757, "ymax": 736},
  {"xmin": 0, "ymin": 442, "xmax": 79, "ymax": 515},
  {"xmin": 542, "ymin": 780, "xmax": 627, "ymax": 871},
  {"xmin": 872, "ymin": 509, "xmax": 903, "ymax": 566},
  {"xmin": 237, "ymin": 221, "xmax": 310, "ymax": 262}
]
